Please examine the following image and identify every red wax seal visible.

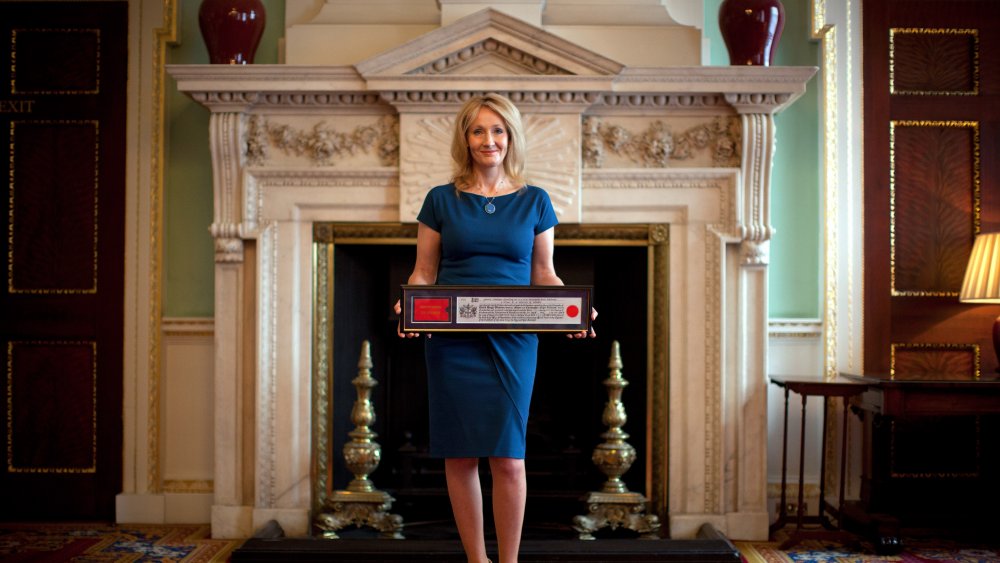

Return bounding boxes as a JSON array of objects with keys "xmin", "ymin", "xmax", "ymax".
[
  {"xmin": 413, "ymin": 298, "xmax": 451, "ymax": 322},
  {"xmin": 566, "ymin": 305, "xmax": 580, "ymax": 319}
]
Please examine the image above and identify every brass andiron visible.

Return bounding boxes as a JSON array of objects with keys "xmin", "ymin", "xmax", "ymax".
[
  {"xmin": 572, "ymin": 340, "xmax": 661, "ymax": 540},
  {"xmin": 315, "ymin": 340, "xmax": 404, "ymax": 539}
]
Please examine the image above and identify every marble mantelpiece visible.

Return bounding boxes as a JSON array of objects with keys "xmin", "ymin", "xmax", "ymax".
[{"xmin": 169, "ymin": 8, "xmax": 814, "ymax": 541}]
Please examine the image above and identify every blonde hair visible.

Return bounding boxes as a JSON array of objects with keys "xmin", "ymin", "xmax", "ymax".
[{"xmin": 450, "ymin": 93, "xmax": 527, "ymax": 191}]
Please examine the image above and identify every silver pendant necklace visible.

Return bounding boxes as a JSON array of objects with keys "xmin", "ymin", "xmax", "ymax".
[{"xmin": 478, "ymin": 178, "xmax": 504, "ymax": 214}]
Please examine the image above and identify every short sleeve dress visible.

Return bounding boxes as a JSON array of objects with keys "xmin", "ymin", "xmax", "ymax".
[{"xmin": 416, "ymin": 183, "xmax": 559, "ymax": 458}]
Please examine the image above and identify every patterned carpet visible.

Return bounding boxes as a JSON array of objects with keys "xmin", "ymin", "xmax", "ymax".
[
  {"xmin": 4, "ymin": 522, "xmax": 1000, "ymax": 563},
  {"xmin": 0, "ymin": 523, "xmax": 242, "ymax": 562},
  {"xmin": 736, "ymin": 527, "xmax": 1000, "ymax": 563}
]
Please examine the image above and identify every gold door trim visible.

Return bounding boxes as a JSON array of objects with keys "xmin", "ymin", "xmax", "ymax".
[
  {"xmin": 889, "ymin": 342, "xmax": 981, "ymax": 380},
  {"xmin": 889, "ymin": 28, "xmax": 979, "ymax": 96},
  {"xmin": 8, "ymin": 120, "xmax": 101, "ymax": 295},
  {"xmin": 6, "ymin": 340, "xmax": 98, "ymax": 474},
  {"xmin": 889, "ymin": 120, "xmax": 981, "ymax": 297},
  {"xmin": 10, "ymin": 28, "xmax": 101, "ymax": 95}
]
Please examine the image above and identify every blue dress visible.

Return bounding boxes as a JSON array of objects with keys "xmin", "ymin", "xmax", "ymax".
[{"xmin": 417, "ymin": 183, "xmax": 559, "ymax": 458}]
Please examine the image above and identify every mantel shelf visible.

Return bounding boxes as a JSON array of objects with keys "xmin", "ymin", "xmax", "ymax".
[{"xmin": 167, "ymin": 64, "xmax": 817, "ymax": 114}]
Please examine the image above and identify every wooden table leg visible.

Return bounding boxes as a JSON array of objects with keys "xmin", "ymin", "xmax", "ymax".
[{"xmin": 770, "ymin": 385, "xmax": 791, "ymax": 535}]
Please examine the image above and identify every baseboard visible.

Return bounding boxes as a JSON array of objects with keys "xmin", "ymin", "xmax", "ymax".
[
  {"xmin": 116, "ymin": 493, "xmax": 165, "ymax": 523},
  {"xmin": 116, "ymin": 492, "xmax": 213, "ymax": 524}
]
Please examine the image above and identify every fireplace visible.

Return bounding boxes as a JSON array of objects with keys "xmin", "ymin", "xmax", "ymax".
[
  {"xmin": 312, "ymin": 223, "xmax": 667, "ymax": 529},
  {"xmin": 168, "ymin": 8, "xmax": 814, "ymax": 540}
]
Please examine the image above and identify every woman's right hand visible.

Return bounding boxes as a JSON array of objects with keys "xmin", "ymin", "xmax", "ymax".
[{"xmin": 394, "ymin": 299, "xmax": 423, "ymax": 338}]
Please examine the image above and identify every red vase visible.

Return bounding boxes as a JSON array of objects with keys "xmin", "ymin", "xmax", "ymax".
[
  {"xmin": 718, "ymin": 0, "xmax": 785, "ymax": 66},
  {"xmin": 198, "ymin": 0, "xmax": 266, "ymax": 65}
]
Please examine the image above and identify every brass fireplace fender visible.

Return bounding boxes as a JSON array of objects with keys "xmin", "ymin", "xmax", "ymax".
[{"xmin": 311, "ymin": 222, "xmax": 670, "ymax": 523}]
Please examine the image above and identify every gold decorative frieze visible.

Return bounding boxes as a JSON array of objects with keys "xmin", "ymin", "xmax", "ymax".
[
  {"xmin": 890, "ymin": 28, "xmax": 978, "ymax": 96},
  {"xmin": 889, "ymin": 120, "xmax": 980, "ymax": 297},
  {"xmin": 582, "ymin": 116, "xmax": 741, "ymax": 168},
  {"xmin": 246, "ymin": 115, "xmax": 399, "ymax": 167},
  {"xmin": 553, "ymin": 223, "xmax": 662, "ymax": 244},
  {"xmin": 313, "ymin": 222, "xmax": 418, "ymax": 244}
]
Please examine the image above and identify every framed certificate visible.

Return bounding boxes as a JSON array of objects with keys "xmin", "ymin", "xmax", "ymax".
[{"xmin": 401, "ymin": 285, "xmax": 593, "ymax": 333}]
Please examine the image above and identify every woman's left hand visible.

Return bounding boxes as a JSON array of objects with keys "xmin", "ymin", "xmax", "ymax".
[{"xmin": 567, "ymin": 307, "xmax": 598, "ymax": 339}]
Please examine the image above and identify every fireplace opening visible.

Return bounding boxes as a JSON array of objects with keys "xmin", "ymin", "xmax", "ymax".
[{"xmin": 314, "ymin": 223, "xmax": 666, "ymax": 532}]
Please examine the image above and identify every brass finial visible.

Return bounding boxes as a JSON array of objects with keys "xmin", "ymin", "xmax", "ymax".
[
  {"xmin": 343, "ymin": 340, "xmax": 379, "ymax": 493},
  {"xmin": 592, "ymin": 340, "xmax": 635, "ymax": 494},
  {"xmin": 573, "ymin": 341, "xmax": 660, "ymax": 540},
  {"xmin": 315, "ymin": 340, "xmax": 404, "ymax": 539}
]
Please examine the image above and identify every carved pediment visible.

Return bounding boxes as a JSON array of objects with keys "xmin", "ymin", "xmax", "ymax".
[
  {"xmin": 355, "ymin": 8, "xmax": 623, "ymax": 78},
  {"xmin": 409, "ymin": 38, "xmax": 572, "ymax": 76}
]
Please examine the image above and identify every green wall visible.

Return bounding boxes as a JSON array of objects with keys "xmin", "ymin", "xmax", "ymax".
[
  {"xmin": 704, "ymin": 0, "xmax": 823, "ymax": 318},
  {"xmin": 164, "ymin": 0, "xmax": 284, "ymax": 317},
  {"xmin": 164, "ymin": 0, "xmax": 822, "ymax": 319}
]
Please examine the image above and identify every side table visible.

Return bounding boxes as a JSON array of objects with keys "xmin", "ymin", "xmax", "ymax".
[
  {"xmin": 839, "ymin": 372, "xmax": 1000, "ymax": 554},
  {"xmin": 768, "ymin": 374, "xmax": 869, "ymax": 549}
]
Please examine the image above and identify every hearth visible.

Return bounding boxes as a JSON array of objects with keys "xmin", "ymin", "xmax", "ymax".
[
  {"xmin": 311, "ymin": 223, "xmax": 668, "ymax": 532},
  {"xmin": 232, "ymin": 524, "xmax": 741, "ymax": 562}
]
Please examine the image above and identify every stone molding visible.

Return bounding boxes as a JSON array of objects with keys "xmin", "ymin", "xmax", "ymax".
[
  {"xmin": 170, "ymin": 65, "xmax": 815, "ymax": 115},
  {"xmin": 408, "ymin": 37, "xmax": 573, "ymax": 76},
  {"xmin": 246, "ymin": 115, "xmax": 399, "ymax": 167}
]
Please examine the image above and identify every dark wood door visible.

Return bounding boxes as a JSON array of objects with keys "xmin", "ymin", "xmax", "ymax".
[
  {"xmin": 0, "ymin": 2, "xmax": 127, "ymax": 520},
  {"xmin": 864, "ymin": 0, "xmax": 1000, "ymax": 377},
  {"xmin": 859, "ymin": 0, "xmax": 1000, "ymax": 534}
]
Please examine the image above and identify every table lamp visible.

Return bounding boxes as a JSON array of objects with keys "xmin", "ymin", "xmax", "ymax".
[{"xmin": 959, "ymin": 232, "xmax": 1000, "ymax": 368}]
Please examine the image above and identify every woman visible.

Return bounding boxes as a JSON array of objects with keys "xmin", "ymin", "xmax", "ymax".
[{"xmin": 395, "ymin": 92, "xmax": 595, "ymax": 563}]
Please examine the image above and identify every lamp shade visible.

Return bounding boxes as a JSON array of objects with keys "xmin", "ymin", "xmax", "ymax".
[{"xmin": 959, "ymin": 232, "xmax": 1000, "ymax": 303}]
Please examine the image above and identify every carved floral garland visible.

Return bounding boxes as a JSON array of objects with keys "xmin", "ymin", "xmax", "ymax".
[
  {"xmin": 246, "ymin": 115, "xmax": 400, "ymax": 167},
  {"xmin": 582, "ymin": 116, "xmax": 741, "ymax": 168}
]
